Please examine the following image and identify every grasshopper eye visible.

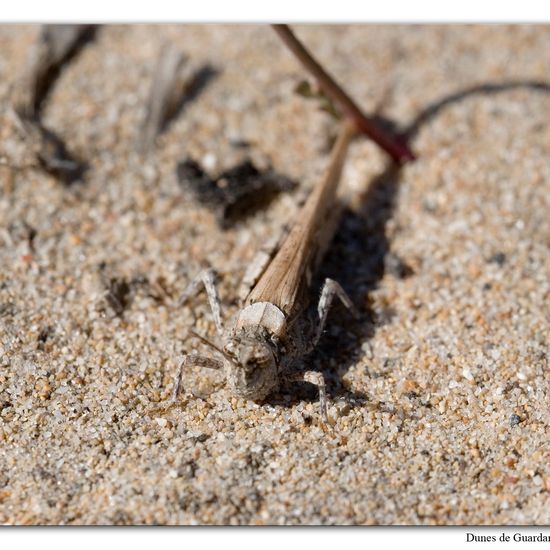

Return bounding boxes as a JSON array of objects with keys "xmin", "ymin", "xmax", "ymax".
[{"xmin": 254, "ymin": 348, "xmax": 272, "ymax": 365}]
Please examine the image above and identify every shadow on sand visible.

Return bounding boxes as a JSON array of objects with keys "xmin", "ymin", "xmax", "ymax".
[{"xmin": 267, "ymin": 78, "xmax": 550, "ymax": 413}]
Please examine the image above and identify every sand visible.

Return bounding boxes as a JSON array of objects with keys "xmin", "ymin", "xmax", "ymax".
[{"xmin": 0, "ymin": 24, "xmax": 548, "ymax": 525}]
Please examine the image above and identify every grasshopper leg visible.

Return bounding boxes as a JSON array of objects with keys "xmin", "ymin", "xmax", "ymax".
[
  {"xmin": 288, "ymin": 370, "xmax": 328, "ymax": 425},
  {"xmin": 177, "ymin": 269, "xmax": 224, "ymax": 338},
  {"xmin": 172, "ymin": 354, "xmax": 223, "ymax": 402},
  {"xmin": 314, "ymin": 278, "xmax": 359, "ymax": 346}
]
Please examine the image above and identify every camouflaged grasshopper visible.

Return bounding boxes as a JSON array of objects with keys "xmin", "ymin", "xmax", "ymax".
[{"xmin": 174, "ymin": 120, "xmax": 359, "ymax": 421}]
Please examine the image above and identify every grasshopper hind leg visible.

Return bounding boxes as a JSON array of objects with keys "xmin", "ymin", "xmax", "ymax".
[
  {"xmin": 287, "ymin": 278, "xmax": 358, "ymax": 424},
  {"xmin": 313, "ymin": 278, "xmax": 359, "ymax": 348},
  {"xmin": 287, "ymin": 370, "xmax": 328, "ymax": 425}
]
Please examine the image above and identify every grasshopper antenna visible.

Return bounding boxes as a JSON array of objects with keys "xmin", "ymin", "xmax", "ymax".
[{"xmin": 189, "ymin": 329, "xmax": 237, "ymax": 365}]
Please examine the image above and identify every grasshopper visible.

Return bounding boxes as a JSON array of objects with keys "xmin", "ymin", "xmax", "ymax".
[{"xmin": 174, "ymin": 120, "xmax": 359, "ymax": 421}]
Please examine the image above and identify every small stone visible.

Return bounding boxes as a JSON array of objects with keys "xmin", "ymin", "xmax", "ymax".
[
  {"xmin": 361, "ymin": 341, "xmax": 373, "ymax": 359},
  {"xmin": 462, "ymin": 368, "xmax": 474, "ymax": 381},
  {"xmin": 333, "ymin": 400, "xmax": 351, "ymax": 418},
  {"xmin": 155, "ymin": 417, "xmax": 168, "ymax": 428},
  {"xmin": 509, "ymin": 414, "xmax": 521, "ymax": 427},
  {"xmin": 201, "ymin": 152, "xmax": 217, "ymax": 171}
]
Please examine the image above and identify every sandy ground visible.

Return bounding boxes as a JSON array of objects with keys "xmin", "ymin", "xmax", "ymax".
[{"xmin": 0, "ymin": 24, "xmax": 548, "ymax": 525}]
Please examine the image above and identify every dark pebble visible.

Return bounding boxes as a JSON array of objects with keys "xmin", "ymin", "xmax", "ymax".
[
  {"xmin": 488, "ymin": 252, "xmax": 507, "ymax": 266},
  {"xmin": 509, "ymin": 413, "xmax": 521, "ymax": 427}
]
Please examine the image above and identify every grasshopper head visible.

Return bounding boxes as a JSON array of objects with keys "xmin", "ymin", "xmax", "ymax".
[{"xmin": 224, "ymin": 336, "xmax": 278, "ymax": 401}]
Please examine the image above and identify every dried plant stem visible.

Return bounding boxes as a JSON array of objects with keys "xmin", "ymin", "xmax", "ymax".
[{"xmin": 272, "ymin": 24, "xmax": 415, "ymax": 164}]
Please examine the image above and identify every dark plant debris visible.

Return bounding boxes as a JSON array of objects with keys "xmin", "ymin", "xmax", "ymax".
[
  {"xmin": 16, "ymin": 24, "xmax": 97, "ymax": 117},
  {"xmin": 177, "ymin": 158, "xmax": 296, "ymax": 228},
  {"xmin": 104, "ymin": 277, "xmax": 132, "ymax": 317},
  {"xmin": 99, "ymin": 264, "xmax": 171, "ymax": 317},
  {"xmin": 139, "ymin": 47, "xmax": 219, "ymax": 152},
  {"xmin": 8, "ymin": 220, "xmax": 37, "ymax": 251},
  {"xmin": 37, "ymin": 325, "xmax": 54, "ymax": 350},
  {"xmin": 12, "ymin": 109, "xmax": 86, "ymax": 185},
  {"xmin": 0, "ymin": 302, "xmax": 16, "ymax": 318},
  {"xmin": 10, "ymin": 25, "xmax": 94, "ymax": 184},
  {"xmin": 139, "ymin": 45, "xmax": 187, "ymax": 153},
  {"xmin": 165, "ymin": 64, "xmax": 218, "ymax": 133}
]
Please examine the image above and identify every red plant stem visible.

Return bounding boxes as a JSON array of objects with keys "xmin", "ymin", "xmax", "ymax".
[{"xmin": 272, "ymin": 24, "xmax": 415, "ymax": 164}]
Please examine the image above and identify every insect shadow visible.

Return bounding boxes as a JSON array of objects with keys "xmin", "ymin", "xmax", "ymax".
[
  {"xmin": 266, "ymin": 162, "xmax": 402, "ymax": 412},
  {"xmin": 268, "ymin": 77, "xmax": 550, "ymax": 412}
]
